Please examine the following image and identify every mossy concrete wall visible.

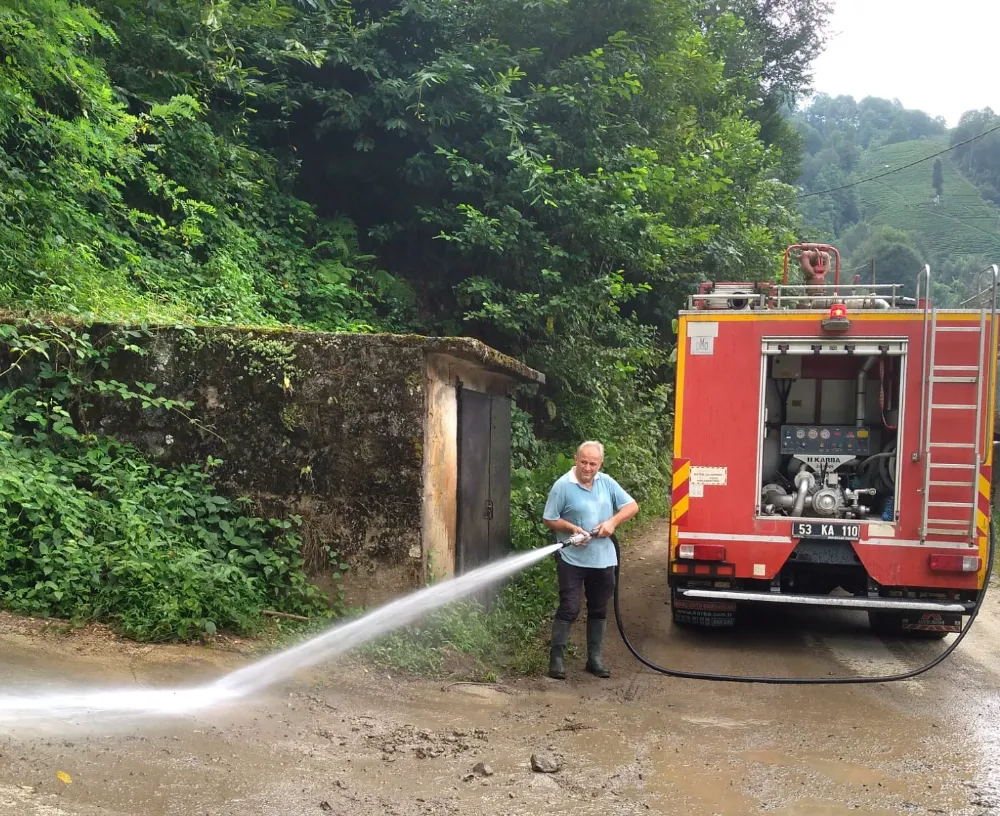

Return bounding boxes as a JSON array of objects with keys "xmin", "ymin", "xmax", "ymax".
[{"xmin": 88, "ymin": 327, "xmax": 543, "ymax": 609}]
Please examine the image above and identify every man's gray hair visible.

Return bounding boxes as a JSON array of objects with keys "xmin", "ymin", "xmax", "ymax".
[{"xmin": 577, "ymin": 440, "xmax": 605, "ymax": 459}]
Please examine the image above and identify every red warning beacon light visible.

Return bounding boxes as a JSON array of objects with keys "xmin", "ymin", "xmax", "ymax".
[{"xmin": 822, "ymin": 301, "xmax": 850, "ymax": 331}]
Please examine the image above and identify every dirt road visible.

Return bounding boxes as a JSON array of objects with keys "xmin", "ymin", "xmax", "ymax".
[{"xmin": 1, "ymin": 520, "xmax": 999, "ymax": 816}]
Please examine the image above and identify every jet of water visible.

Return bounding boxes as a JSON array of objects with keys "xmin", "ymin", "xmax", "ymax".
[
  {"xmin": 214, "ymin": 542, "xmax": 560, "ymax": 697},
  {"xmin": 0, "ymin": 542, "xmax": 562, "ymax": 729}
]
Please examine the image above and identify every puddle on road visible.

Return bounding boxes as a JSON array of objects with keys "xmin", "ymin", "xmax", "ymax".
[
  {"xmin": 768, "ymin": 800, "xmax": 902, "ymax": 816},
  {"xmin": 742, "ymin": 749, "xmax": 887, "ymax": 787}
]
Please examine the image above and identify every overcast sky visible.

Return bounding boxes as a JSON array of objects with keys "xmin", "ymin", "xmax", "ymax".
[{"xmin": 808, "ymin": 0, "xmax": 1000, "ymax": 126}]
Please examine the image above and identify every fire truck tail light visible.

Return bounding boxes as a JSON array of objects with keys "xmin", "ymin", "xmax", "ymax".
[
  {"xmin": 928, "ymin": 553, "xmax": 981, "ymax": 573},
  {"xmin": 678, "ymin": 543, "xmax": 726, "ymax": 561}
]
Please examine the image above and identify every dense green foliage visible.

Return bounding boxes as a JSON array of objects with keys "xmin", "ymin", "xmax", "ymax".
[
  {"xmin": 951, "ymin": 109, "xmax": 1000, "ymax": 205},
  {"xmin": 0, "ymin": 0, "xmax": 833, "ymax": 660},
  {"xmin": 2, "ymin": 0, "xmax": 810, "ymax": 433},
  {"xmin": 0, "ymin": 322, "xmax": 329, "ymax": 640},
  {"xmin": 792, "ymin": 95, "xmax": 1000, "ymax": 302},
  {"xmin": 0, "ymin": 0, "xmax": 390, "ymax": 329}
]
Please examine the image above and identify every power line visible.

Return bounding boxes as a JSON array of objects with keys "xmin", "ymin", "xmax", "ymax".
[
  {"xmin": 870, "ymin": 172, "xmax": 1000, "ymax": 247},
  {"xmin": 797, "ymin": 122, "xmax": 1000, "ymax": 199}
]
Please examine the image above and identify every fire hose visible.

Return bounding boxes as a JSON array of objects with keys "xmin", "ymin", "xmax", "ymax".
[{"xmin": 559, "ymin": 523, "xmax": 995, "ymax": 685}]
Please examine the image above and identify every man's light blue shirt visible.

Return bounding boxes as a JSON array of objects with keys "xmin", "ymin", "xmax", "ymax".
[{"xmin": 542, "ymin": 469, "xmax": 636, "ymax": 568}]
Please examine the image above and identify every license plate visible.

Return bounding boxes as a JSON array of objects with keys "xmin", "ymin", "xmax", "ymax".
[{"xmin": 791, "ymin": 521, "xmax": 861, "ymax": 540}]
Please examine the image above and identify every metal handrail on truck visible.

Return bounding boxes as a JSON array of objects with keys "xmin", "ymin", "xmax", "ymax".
[
  {"xmin": 914, "ymin": 264, "xmax": 998, "ymax": 541},
  {"xmin": 687, "ymin": 282, "xmax": 911, "ymax": 311},
  {"xmin": 958, "ymin": 265, "xmax": 999, "ymax": 464},
  {"xmin": 771, "ymin": 283, "xmax": 905, "ymax": 310}
]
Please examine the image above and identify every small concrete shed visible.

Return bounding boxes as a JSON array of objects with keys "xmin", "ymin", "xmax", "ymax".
[{"xmin": 92, "ymin": 328, "xmax": 546, "ymax": 609}]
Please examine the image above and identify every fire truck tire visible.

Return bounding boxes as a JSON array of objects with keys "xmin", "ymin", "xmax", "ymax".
[{"xmin": 867, "ymin": 610, "xmax": 949, "ymax": 640}]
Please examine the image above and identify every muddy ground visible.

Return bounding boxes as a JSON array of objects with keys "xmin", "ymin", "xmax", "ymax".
[{"xmin": 1, "ymin": 520, "xmax": 999, "ymax": 816}]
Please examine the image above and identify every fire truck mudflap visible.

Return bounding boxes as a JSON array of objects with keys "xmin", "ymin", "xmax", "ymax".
[{"xmin": 668, "ymin": 250, "xmax": 998, "ymax": 637}]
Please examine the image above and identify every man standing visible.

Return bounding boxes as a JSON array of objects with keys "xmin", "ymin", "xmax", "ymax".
[{"xmin": 542, "ymin": 441, "xmax": 639, "ymax": 680}]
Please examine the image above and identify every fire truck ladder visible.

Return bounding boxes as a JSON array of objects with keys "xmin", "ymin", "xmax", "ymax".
[{"xmin": 916, "ymin": 264, "xmax": 998, "ymax": 543}]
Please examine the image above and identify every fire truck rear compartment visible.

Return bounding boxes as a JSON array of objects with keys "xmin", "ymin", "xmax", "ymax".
[
  {"xmin": 758, "ymin": 346, "xmax": 902, "ymax": 530},
  {"xmin": 670, "ymin": 323, "xmax": 986, "ymax": 634}
]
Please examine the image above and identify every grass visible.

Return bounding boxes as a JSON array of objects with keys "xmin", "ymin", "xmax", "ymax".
[
  {"xmin": 252, "ymin": 595, "xmax": 553, "ymax": 682},
  {"xmin": 247, "ymin": 515, "xmax": 664, "ymax": 682},
  {"xmin": 854, "ymin": 138, "xmax": 1000, "ymax": 261},
  {"xmin": 359, "ymin": 600, "xmax": 524, "ymax": 680},
  {"xmin": 239, "ymin": 559, "xmax": 560, "ymax": 681}
]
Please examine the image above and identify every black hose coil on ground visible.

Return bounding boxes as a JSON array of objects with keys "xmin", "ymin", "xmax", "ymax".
[{"xmin": 608, "ymin": 525, "xmax": 995, "ymax": 685}]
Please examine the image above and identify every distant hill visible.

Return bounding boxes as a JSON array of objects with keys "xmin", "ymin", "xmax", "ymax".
[
  {"xmin": 853, "ymin": 139, "xmax": 1000, "ymax": 262},
  {"xmin": 792, "ymin": 96, "xmax": 1000, "ymax": 303}
]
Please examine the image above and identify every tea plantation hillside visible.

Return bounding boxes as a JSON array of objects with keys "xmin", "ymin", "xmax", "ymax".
[{"xmin": 854, "ymin": 140, "xmax": 1000, "ymax": 261}]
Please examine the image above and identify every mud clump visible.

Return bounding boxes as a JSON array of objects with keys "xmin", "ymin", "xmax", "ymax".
[
  {"xmin": 530, "ymin": 752, "xmax": 563, "ymax": 773},
  {"xmin": 363, "ymin": 722, "xmax": 489, "ymax": 762}
]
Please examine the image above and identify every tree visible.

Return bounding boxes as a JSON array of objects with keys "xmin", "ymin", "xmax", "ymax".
[
  {"xmin": 0, "ymin": 0, "xmax": 830, "ymax": 512},
  {"xmin": 932, "ymin": 158, "xmax": 944, "ymax": 198},
  {"xmin": 847, "ymin": 226, "xmax": 926, "ymax": 296},
  {"xmin": 0, "ymin": 0, "xmax": 387, "ymax": 329},
  {"xmin": 950, "ymin": 108, "xmax": 1000, "ymax": 204},
  {"xmin": 704, "ymin": 0, "xmax": 834, "ymax": 105},
  {"xmin": 933, "ymin": 254, "xmax": 992, "ymax": 306},
  {"xmin": 699, "ymin": 0, "xmax": 834, "ymax": 182}
]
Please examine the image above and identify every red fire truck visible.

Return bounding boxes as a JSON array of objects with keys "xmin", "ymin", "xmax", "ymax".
[{"xmin": 667, "ymin": 244, "xmax": 998, "ymax": 637}]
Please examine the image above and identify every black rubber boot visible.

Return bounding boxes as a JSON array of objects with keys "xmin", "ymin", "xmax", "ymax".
[
  {"xmin": 585, "ymin": 618, "xmax": 611, "ymax": 678},
  {"xmin": 547, "ymin": 618, "xmax": 571, "ymax": 680}
]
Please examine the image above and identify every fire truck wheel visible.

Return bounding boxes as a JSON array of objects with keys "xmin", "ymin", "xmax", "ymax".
[{"xmin": 867, "ymin": 611, "xmax": 949, "ymax": 640}]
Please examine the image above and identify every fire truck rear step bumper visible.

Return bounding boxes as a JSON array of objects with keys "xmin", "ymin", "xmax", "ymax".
[{"xmin": 677, "ymin": 589, "xmax": 972, "ymax": 613}]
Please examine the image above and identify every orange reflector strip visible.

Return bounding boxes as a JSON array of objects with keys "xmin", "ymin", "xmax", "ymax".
[{"xmin": 671, "ymin": 458, "xmax": 690, "ymax": 527}]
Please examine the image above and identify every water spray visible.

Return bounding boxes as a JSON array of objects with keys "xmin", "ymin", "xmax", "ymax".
[{"xmin": 0, "ymin": 543, "xmax": 563, "ymax": 729}]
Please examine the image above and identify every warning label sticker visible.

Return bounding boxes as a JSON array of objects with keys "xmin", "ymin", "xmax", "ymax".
[{"xmin": 689, "ymin": 466, "xmax": 727, "ymax": 497}]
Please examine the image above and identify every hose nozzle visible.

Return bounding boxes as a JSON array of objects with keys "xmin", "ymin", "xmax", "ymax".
[{"xmin": 561, "ymin": 527, "xmax": 601, "ymax": 548}]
